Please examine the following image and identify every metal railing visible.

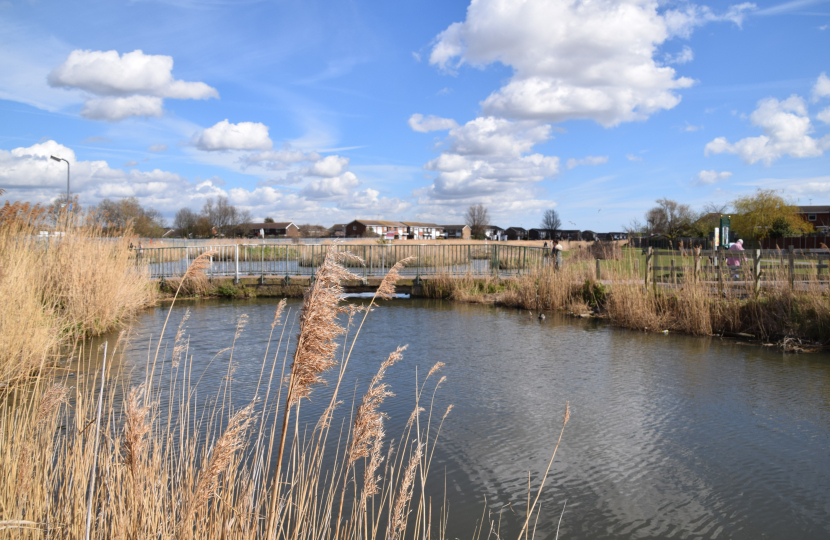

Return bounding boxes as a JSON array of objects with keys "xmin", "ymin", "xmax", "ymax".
[{"xmin": 137, "ymin": 243, "xmax": 554, "ymax": 281}]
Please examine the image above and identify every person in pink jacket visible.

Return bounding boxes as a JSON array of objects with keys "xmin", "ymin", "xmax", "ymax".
[{"xmin": 726, "ymin": 239, "xmax": 744, "ymax": 277}]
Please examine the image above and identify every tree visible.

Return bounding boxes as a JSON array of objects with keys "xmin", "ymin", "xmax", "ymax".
[
  {"xmin": 95, "ymin": 197, "xmax": 165, "ymax": 237},
  {"xmin": 540, "ymin": 209, "xmax": 561, "ymax": 233},
  {"xmin": 47, "ymin": 194, "xmax": 82, "ymax": 226},
  {"xmin": 201, "ymin": 196, "xmax": 252, "ymax": 237},
  {"xmin": 173, "ymin": 208, "xmax": 198, "ymax": 238},
  {"xmin": 731, "ymin": 189, "xmax": 813, "ymax": 240},
  {"xmin": 644, "ymin": 198, "xmax": 697, "ymax": 242},
  {"xmin": 264, "ymin": 217, "xmax": 275, "ymax": 223},
  {"xmin": 465, "ymin": 203, "xmax": 490, "ymax": 239}
]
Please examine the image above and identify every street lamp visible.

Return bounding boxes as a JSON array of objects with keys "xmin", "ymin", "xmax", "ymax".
[{"xmin": 50, "ymin": 155, "xmax": 70, "ymax": 208}]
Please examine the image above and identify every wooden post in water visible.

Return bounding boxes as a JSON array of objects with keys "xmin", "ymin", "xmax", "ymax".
[
  {"xmin": 645, "ymin": 247, "xmax": 652, "ymax": 290},
  {"xmin": 788, "ymin": 245, "xmax": 795, "ymax": 290},
  {"xmin": 753, "ymin": 249, "xmax": 761, "ymax": 297}
]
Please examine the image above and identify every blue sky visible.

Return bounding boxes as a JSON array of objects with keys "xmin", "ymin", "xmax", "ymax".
[{"xmin": 1, "ymin": 0, "xmax": 829, "ymax": 230}]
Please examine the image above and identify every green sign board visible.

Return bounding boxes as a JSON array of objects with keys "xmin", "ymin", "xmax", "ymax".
[{"xmin": 719, "ymin": 216, "xmax": 731, "ymax": 248}]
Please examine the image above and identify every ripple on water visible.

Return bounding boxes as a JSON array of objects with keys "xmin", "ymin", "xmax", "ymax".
[{"xmin": 87, "ymin": 298, "xmax": 830, "ymax": 540}]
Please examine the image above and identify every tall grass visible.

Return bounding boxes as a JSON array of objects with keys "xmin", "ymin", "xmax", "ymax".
[
  {"xmin": 0, "ymin": 245, "xmax": 571, "ymax": 539},
  {"xmin": 423, "ymin": 247, "xmax": 830, "ymax": 344},
  {"xmin": 0, "ymin": 218, "xmax": 156, "ymax": 387}
]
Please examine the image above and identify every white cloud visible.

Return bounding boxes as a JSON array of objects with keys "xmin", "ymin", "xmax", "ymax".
[
  {"xmin": 626, "ymin": 154, "xmax": 643, "ymax": 162},
  {"xmin": 412, "ymin": 52, "xmax": 421, "ymax": 62},
  {"xmin": 662, "ymin": 3, "xmax": 755, "ymax": 38},
  {"xmin": 813, "ymin": 72, "xmax": 830, "ymax": 102},
  {"xmin": 148, "ymin": 143, "xmax": 168, "ymax": 152},
  {"xmin": 240, "ymin": 145, "xmax": 321, "ymax": 170},
  {"xmin": 299, "ymin": 171, "xmax": 360, "ymax": 200},
  {"xmin": 47, "ymin": 49, "xmax": 218, "ymax": 121},
  {"xmin": 443, "ymin": 117, "xmax": 551, "ymax": 158},
  {"xmin": 428, "ymin": 0, "xmax": 752, "ymax": 127},
  {"xmin": 664, "ymin": 45, "xmax": 695, "ymax": 65},
  {"xmin": 124, "ymin": 161, "xmax": 138, "ymax": 167},
  {"xmin": 408, "ymin": 114, "xmax": 459, "ymax": 133},
  {"xmin": 305, "ymin": 155, "xmax": 349, "ymax": 177},
  {"xmin": 194, "ymin": 120, "xmax": 273, "ymax": 151},
  {"xmin": 818, "ymin": 107, "xmax": 830, "ymax": 124},
  {"xmin": 566, "ymin": 155, "xmax": 609, "ymax": 170},
  {"xmin": 0, "ymin": 140, "xmax": 407, "ymax": 223},
  {"xmin": 696, "ymin": 169, "xmax": 732, "ymax": 185},
  {"xmin": 704, "ymin": 95, "xmax": 830, "ymax": 165},
  {"xmin": 80, "ymin": 95, "xmax": 164, "ymax": 121},
  {"xmin": 49, "ymin": 49, "xmax": 217, "ymax": 99},
  {"xmin": 415, "ymin": 117, "xmax": 559, "ymax": 214},
  {"xmin": 821, "ymin": 24, "xmax": 828, "ymax": 31},
  {"xmin": 683, "ymin": 122, "xmax": 702, "ymax": 131}
]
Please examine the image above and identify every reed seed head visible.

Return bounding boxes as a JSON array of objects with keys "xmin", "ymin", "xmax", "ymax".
[{"xmin": 289, "ymin": 246, "xmax": 363, "ymax": 405}]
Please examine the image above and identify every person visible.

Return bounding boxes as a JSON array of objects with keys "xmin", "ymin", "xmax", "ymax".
[
  {"xmin": 543, "ymin": 241, "xmax": 548, "ymax": 249},
  {"xmin": 551, "ymin": 239, "xmax": 563, "ymax": 270},
  {"xmin": 726, "ymin": 239, "xmax": 744, "ymax": 278}
]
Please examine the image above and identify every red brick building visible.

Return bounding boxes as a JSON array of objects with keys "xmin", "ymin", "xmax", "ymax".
[{"xmin": 797, "ymin": 205, "xmax": 830, "ymax": 232}]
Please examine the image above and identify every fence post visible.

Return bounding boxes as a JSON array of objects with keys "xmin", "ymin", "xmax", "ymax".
[
  {"xmin": 788, "ymin": 245, "xmax": 795, "ymax": 290},
  {"xmin": 596, "ymin": 258, "xmax": 601, "ymax": 281},
  {"xmin": 494, "ymin": 244, "xmax": 500, "ymax": 279},
  {"xmin": 693, "ymin": 249, "xmax": 701, "ymax": 283},
  {"xmin": 753, "ymin": 249, "xmax": 761, "ymax": 296},
  {"xmin": 670, "ymin": 258, "xmax": 676, "ymax": 285},
  {"xmin": 234, "ymin": 244, "xmax": 240, "ymax": 284},
  {"xmin": 645, "ymin": 247, "xmax": 652, "ymax": 290},
  {"xmin": 652, "ymin": 250, "xmax": 658, "ymax": 293},
  {"xmin": 415, "ymin": 244, "xmax": 422, "ymax": 285}
]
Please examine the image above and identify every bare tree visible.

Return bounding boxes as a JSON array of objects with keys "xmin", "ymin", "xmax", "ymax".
[
  {"xmin": 702, "ymin": 202, "xmax": 729, "ymax": 214},
  {"xmin": 95, "ymin": 196, "xmax": 166, "ymax": 237},
  {"xmin": 173, "ymin": 208, "xmax": 198, "ymax": 238},
  {"xmin": 465, "ymin": 203, "xmax": 490, "ymax": 238},
  {"xmin": 645, "ymin": 198, "xmax": 697, "ymax": 242},
  {"xmin": 540, "ymin": 209, "xmax": 561, "ymax": 233},
  {"xmin": 201, "ymin": 196, "xmax": 252, "ymax": 237}
]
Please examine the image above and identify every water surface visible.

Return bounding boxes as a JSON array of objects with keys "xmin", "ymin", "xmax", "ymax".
[{"xmin": 97, "ymin": 298, "xmax": 830, "ymax": 540}]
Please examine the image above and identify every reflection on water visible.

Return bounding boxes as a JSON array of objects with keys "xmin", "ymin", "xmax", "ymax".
[{"xmin": 91, "ymin": 297, "xmax": 830, "ymax": 540}]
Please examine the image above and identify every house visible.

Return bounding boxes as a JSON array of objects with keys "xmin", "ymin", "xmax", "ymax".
[
  {"xmin": 797, "ymin": 205, "xmax": 830, "ymax": 232},
  {"xmin": 528, "ymin": 228, "xmax": 554, "ymax": 240},
  {"xmin": 604, "ymin": 232, "xmax": 629, "ymax": 241},
  {"xmin": 401, "ymin": 222, "xmax": 442, "ymax": 240},
  {"xmin": 557, "ymin": 230, "xmax": 582, "ymax": 241},
  {"xmin": 581, "ymin": 230, "xmax": 598, "ymax": 242},
  {"xmin": 329, "ymin": 224, "xmax": 347, "ymax": 237},
  {"xmin": 247, "ymin": 222, "xmax": 300, "ymax": 238},
  {"xmin": 505, "ymin": 227, "xmax": 527, "ymax": 240},
  {"xmin": 483, "ymin": 225, "xmax": 505, "ymax": 240},
  {"xmin": 345, "ymin": 220, "xmax": 406, "ymax": 238},
  {"xmin": 442, "ymin": 224, "xmax": 471, "ymax": 239}
]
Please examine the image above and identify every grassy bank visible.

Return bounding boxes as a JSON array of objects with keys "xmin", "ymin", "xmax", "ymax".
[
  {"xmin": 0, "ymin": 220, "xmax": 156, "ymax": 387},
  {"xmin": 419, "ymin": 253, "xmax": 830, "ymax": 348},
  {"xmin": 0, "ymin": 248, "xmax": 569, "ymax": 539}
]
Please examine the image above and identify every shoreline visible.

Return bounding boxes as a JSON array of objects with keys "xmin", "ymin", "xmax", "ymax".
[{"xmin": 155, "ymin": 275, "xmax": 827, "ymax": 353}]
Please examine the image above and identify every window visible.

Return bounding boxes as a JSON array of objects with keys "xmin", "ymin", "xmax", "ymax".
[
  {"xmin": 808, "ymin": 214, "xmax": 817, "ymax": 221},
  {"xmin": 353, "ymin": 225, "xmax": 357, "ymax": 230}
]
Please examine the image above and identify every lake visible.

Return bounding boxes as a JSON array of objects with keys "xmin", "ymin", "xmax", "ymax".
[{"xmin": 92, "ymin": 297, "xmax": 830, "ymax": 540}]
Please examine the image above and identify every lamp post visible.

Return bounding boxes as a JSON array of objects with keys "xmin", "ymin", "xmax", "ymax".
[{"xmin": 50, "ymin": 155, "xmax": 70, "ymax": 208}]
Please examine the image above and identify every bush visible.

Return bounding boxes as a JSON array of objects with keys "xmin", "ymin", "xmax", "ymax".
[{"xmin": 581, "ymin": 279, "xmax": 608, "ymax": 309}]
